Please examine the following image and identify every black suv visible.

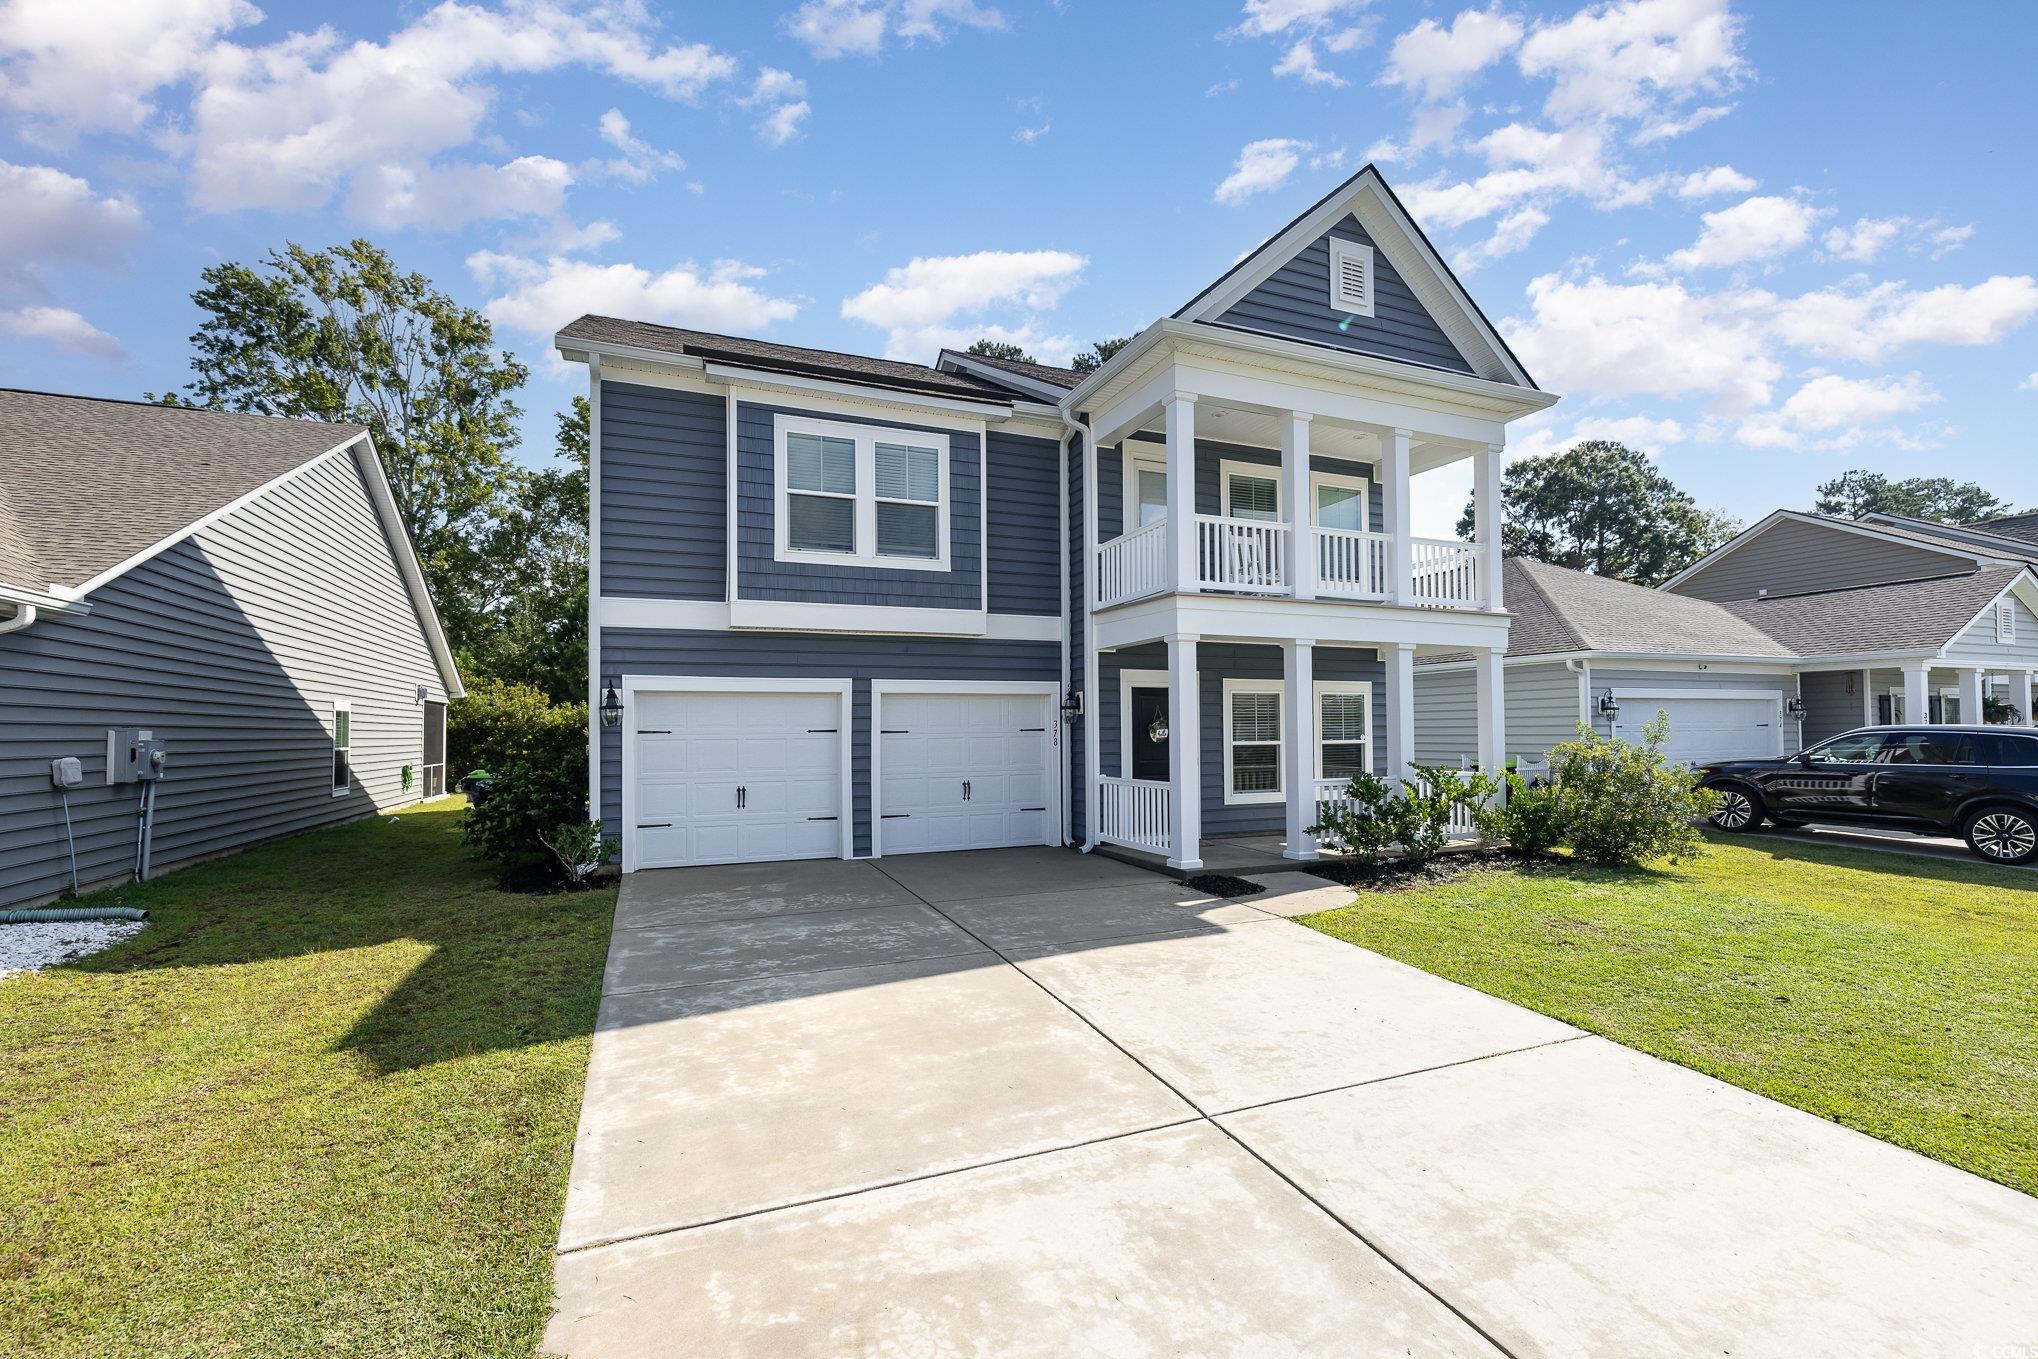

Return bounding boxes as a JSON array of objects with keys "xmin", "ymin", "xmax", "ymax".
[{"xmin": 1696, "ymin": 726, "xmax": 2038, "ymax": 865}]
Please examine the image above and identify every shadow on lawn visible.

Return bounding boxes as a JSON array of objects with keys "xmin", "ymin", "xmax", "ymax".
[
  {"xmin": 1714, "ymin": 827, "xmax": 2033, "ymax": 889},
  {"xmin": 67, "ymin": 801, "xmax": 614, "ymax": 1076}
]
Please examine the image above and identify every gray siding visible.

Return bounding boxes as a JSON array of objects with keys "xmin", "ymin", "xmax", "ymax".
[
  {"xmin": 1215, "ymin": 214, "xmax": 1474, "ymax": 375},
  {"xmin": 1671, "ymin": 518, "xmax": 1974, "ymax": 602},
  {"xmin": 598, "ymin": 628, "xmax": 1060, "ymax": 855},
  {"xmin": 1098, "ymin": 642, "xmax": 1384, "ymax": 837},
  {"xmin": 0, "ymin": 452, "xmax": 450, "ymax": 907},
  {"xmin": 985, "ymin": 430, "xmax": 1061, "ymax": 615},
  {"xmin": 1589, "ymin": 667, "xmax": 1802, "ymax": 755},
  {"xmin": 1943, "ymin": 593, "xmax": 2038, "ymax": 667},
  {"xmin": 736, "ymin": 402, "xmax": 980, "ymax": 609},
  {"xmin": 1412, "ymin": 660, "xmax": 1583, "ymax": 768},
  {"xmin": 599, "ymin": 381, "xmax": 726, "ymax": 600},
  {"xmin": 1801, "ymin": 669, "xmax": 1868, "ymax": 745}
]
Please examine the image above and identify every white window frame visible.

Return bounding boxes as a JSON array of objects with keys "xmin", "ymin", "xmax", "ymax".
[
  {"xmin": 330, "ymin": 699, "xmax": 352, "ymax": 797},
  {"xmin": 774, "ymin": 412, "xmax": 950, "ymax": 571},
  {"xmin": 1119, "ymin": 443, "xmax": 1168, "ymax": 535},
  {"xmin": 1313, "ymin": 680, "xmax": 1374, "ymax": 781},
  {"xmin": 1308, "ymin": 469, "xmax": 1371, "ymax": 532},
  {"xmin": 1221, "ymin": 677, "xmax": 1284, "ymax": 806},
  {"xmin": 1328, "ymin": 237, "xmax": 1376, "ymax": 317},
  {"xmin": 1998, "ymin": 599, "xmax": 2017, "ymax": 643},
  {"xmin": 1218, "ymin": 459, "xmax": 1281, "ymax": 521}
]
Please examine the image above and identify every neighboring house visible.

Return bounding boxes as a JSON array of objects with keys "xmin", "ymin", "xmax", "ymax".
[
  {"xmin": 563, "ymin": 166, "xmax": 1557, "ymax": 874},
  {"xmin": 1413, "ymin": 516, "xmax": 2038, "ymax": 771},
  {"xmin": 0, "ymin": 391, "xmax": 464, "ymax": 907}
]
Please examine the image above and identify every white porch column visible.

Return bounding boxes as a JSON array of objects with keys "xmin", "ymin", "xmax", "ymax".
[
  {"xmin": 1960, "ymin": 666, "xmax": 1985, "ymax": 725},
  {"xmin": 1383, "ymin": 428, "xmax": 1413, "ymax": 605},
  {"xmin": 1476, "ymin": 645, "xmax": 1506, "ymax": 773},
  {"xmin": 1166, "ymin": 633, "xmax": 1202, "ymax": 870},
  {"xmin": 1282, "ymin": 411, "xmax": 1314, "ymax": 601},
  {"xmin": 1387, "ymin": 641, "xmax": 1416, "ymax": 784},
  {"xmin": 1082, "ymin": 429, "xmax": 1100, "ymax": 849},
  {"xmin": 1165, "ymin": 394, "xmax": 1198, "ymax": 595},
  {"xmin": 1282, "ymin": 639, "xmax": 1318, "ymax": 861},
  {"xmin": 1860, "ymin": 668, "xmax": 1875, "ymax": 727},
  {"xmin": 2024, "ymin": 670, "xmax": 2035, "ymax": 725},
  {"xmin": 1902, "ymin": 661, "xmax": 1931, "ymax": 725},
  {"xmin": 1475, "ymin": 441, "xmax": 1504, "ymax": 611}
]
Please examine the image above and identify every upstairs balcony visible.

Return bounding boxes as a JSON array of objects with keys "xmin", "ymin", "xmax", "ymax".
[{"xmin": 1096, "ymin": 515, "xmax": 1483, "ymax": 610}]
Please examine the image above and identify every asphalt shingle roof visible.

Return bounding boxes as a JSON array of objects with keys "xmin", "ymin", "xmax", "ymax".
[
  {"xmin": 1967, "ymin": 511, "xmax": 2038, "ymax": 546},
  {"xmin": 950, "ymin": 350, "xmax": 1083, "ymax": 389},
  {"xmin": 1721, "ymin": 567, "xmax": 2020, "ymax": 655},
  {"xmin": 0, "ymin": 390, "xmax": 364, "ymax": 593},
  {"xmin": 556, "ymin": 315, "xmax": 1018, "ymax": 402}
]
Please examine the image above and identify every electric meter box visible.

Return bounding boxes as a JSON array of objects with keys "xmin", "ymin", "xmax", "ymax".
[
  {"xmin": 50, "ymin": 756, "xmax": 84, "ymax": 789},
  {"xmin": 106, "ymin": 729, "xmax": 166, "ymax": 784}
]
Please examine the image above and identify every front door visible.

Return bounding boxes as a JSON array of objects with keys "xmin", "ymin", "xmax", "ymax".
[
  {"xmin": 1129, "ymin": 686, "xmax": 1170, "ymax": 781},
  {"xmin": 1759, "ymin": 730, "xmax": 1881, "ymax": 820}
]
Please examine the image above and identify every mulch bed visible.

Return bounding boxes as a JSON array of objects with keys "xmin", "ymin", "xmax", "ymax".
[
  {"xmin": 1303, "ymin": 847, "xmax": 1561, "ymax": 890},
  {"xmin": 496, "ymin": 861, "xmax": 612, "ymax": 896},
  {"xmin": 1180, "ymin": 872, "xmax": 1267, "ymax": 899}
]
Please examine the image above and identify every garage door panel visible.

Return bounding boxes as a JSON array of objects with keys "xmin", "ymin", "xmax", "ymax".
[
  {"xmin": 879, "ymin": 692, "xmax": 1053, "ymax": 856},
  {"xmin": 1613, "ymin": 694, "xmax": 1780, "ymax": 766}
]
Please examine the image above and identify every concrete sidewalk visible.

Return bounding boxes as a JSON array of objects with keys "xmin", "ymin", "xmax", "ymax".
[{"xmin": 546, "ymin": 848, "xmax": 2038, "ymax": 1357}]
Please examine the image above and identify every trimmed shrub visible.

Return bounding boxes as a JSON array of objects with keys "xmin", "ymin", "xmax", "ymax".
[
  {"xmin": 1474, "ymin": 771, "xmax": 1568, "ymax": 853},
  {"xmin": 1547, "ymin": 714, "xmax": 1717, "ymax": 867},
  {"xmin": 462, "ymin": 754, "xmax": 587, "ymax": 871},
  {"xmin": 1310, "ymin": 770, "xmax": 1401, "ymax": 864},
  {"xmin": 1312, "ymin": 763, "xmax": 1499, "ymax": 865},
  {"xmin": 448, "ymin": 678, "xmax": 585, "ymax": 784}
]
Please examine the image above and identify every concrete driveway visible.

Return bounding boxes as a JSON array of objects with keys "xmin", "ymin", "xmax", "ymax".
[{"xmin": 546, "ymin": 850, "xmax": 2038, "ymax": 1358}]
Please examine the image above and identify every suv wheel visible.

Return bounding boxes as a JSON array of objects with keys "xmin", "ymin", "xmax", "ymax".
[
  {"xmin": 1965, "ymin": 806, "xmax": 2038, "ymax": 865},
  {"xmin": 1708, "ymin": 785, "xmax": 1764, "ymax": 833}
]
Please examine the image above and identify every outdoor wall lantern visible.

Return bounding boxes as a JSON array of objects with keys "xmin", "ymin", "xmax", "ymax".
[
  {"xmin": 1785, "ymin": 696, "xmax": 1807, "ymax": 721},
  {"xmin": 1060, "ymin": 689, "xmax": 1083, "ymax": 720},
  {"xmin": 600, "ymin": 684, "xmax": 624, "ymax": 728},
  {"xmin": 1597, "ymin": 692, "xmax": 1621, "ymax": 722}
]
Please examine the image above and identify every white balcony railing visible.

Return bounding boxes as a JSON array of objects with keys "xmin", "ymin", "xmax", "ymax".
[
  {"xmin": 1196, "ymin": 514, "xmax": 1289, "ymax": 594},
  {"xmin": 1312, "ymin": 771, "xmax": 1482, "ymax": 843},
  {"xmin": 1097, "ymin": 776, "xmax": 1171, "ymax": 855},
  {"xmin": 1312, "ymin": 527, "xmax": 1392, "ymax": 598},
  {"xmin": 1409, "ymin": 537, "xmax": 1482, "ymax": 609},
  {"xmin": 1096, "ymin": 516, "xmax": 1169, "ymax": 607}
]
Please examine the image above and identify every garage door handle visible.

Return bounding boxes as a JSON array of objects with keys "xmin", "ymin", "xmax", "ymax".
[
  {"xmin": 639, "ymin": 729, "xmax": 672, "ymax": 734},
  {"xmin": 1020, "ymin": 727, "xmax": 1046, "ymax": 732},
  {"xmin": 637, "ymin": 822, "xmax": 672, "ymax": 829},
  {"xmin": 963, "ymin": 780, "xmax": 971, "ymax": 800},
  {"xmin": 736, "ymin": 786, "xmax": 746, "ymax": 809},
  {"xmin": 881, "ymin": 729, "xmax": 908, "ymax": 734},
  {"xmin": 807, "ymin": 728, "xmax": 838, "ymax": 734},
  {"xmin": 1022, "ymin": 806, "xmax": 1046, "ymax": 812},
  {"xmin": 807, "ymin": 815, "xmax": 838, "ymax": 821},
  {"xmin": 881, "ymin": 813, "xmax": 910, "ymax": 820}
]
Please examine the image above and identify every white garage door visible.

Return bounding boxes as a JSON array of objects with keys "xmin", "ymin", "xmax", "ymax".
[
  {"xmin": 631, "ymin": 690, "xmax": 843, "ymax": 869},
  {"xmin": 1612, "ymin": 692, "xmax": 1781, "ymax": 766},
  {"xmin": 878, "ymin": 692, "xmax": 1053, "ymax": 855}
]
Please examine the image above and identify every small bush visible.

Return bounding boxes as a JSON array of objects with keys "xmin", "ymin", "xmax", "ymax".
[
  {"xmin": 1548, "ymin": 714, "xmax": 1717, "ymax": 867},
  {"xmin": 537, "ymin": 820, "xmax": 615, "ymax": 885},
  {"xmin": 1475, "ymin": 771, "xmax": 1568, "ymax": 853},
  {"xmin": 1311, "ymin": 770, "xmax": 1401, "ymax": 864},
  {"xmin": 1311, "ymin": 763, "xmax": 1499, "ymax": 865},
  {"xmin": 448, "ymin": 678, "xmax": 585, "ymax": 784},
  {"xmin": 462, "ymin": 754, "xmax": 588, "ymax": 871}
]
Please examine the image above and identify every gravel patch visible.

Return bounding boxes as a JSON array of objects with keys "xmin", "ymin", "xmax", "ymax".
[{"xmin": 0, "ymin": 920, "xmax": 145, "ymax": 981}]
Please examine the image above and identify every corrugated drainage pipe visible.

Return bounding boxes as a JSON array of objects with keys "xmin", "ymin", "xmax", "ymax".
[{"xmin": 0, "ymin": 905, "xmax": 148, "ymax": 924}]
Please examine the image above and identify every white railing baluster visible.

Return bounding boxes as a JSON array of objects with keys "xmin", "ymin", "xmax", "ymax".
[
  {"xmin": 1310, "ymin": 527, "xmax": 1393, "ymax": 598},
  {"xmin": 1193, "ymin": 515, "xmax": 1289, "ymax": 594},
  {"xmin": 1408, "ymin": 537, "xmax": 1483, "ymax": 609},
  {"xmin": 1095, "ymin": 516, "xmax": 1170, "ymax": 607},
  {"xmin": 1097, "ymin": 776, "xmax": 1172, "ymax": 854}
]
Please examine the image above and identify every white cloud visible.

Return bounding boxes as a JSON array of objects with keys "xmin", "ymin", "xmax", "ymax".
[
  {"xmin": 0, "ymin": 0, "xmax": 260, "ymax": 140},
  {"xmin": 0, "ymin": 161, "xmax": 143, "ymax": 275},
  {"xmin": 595, "ymin": 109, "xmax": 686, "ymax": 183},
  {"xmin": 1632, "ymin": 101, "xmax": 1733, "ymax": 143},
  {"xmin": 1232, "ymin": 0, "xmax": 1371, "ymax": 39},
  {"xmin": 472, "ymin": 252, "xmax": 799, "ymax": 340},
  {"xmin": 1214, "ymin": 137, "xmax": 1311, "ymax": 205},
  {"xmin": 2022, "ymin": 373, "xmax": 2038, "ymax": 392},
  {"xmin": 1508, "ymin": 412, "xmax": 1689, "ymax": 460},
  {"xmin": 1768, "ymin": 275, "xmax": 2038, "ymax": 363},
  {"xmin": 1665, "ymin": 194, "xmax": 1821, "ymax": 270},
  {"xmin": 1737, "ymin": 372, "xmax": 1940, "ymax": 449},
  {"xmin": 1929, "ymin": 223, "xmax": 1974, "ymax": 258},
  {"xmin": 1382, "ymin": 8, "xmax": 1525, "ymax": 103},
  {"xmin": 349, "ymin": 155, "xmax": 574, "ymax": 229},
  {"xmin": 1676, "ymin": 164, "xmax": 1754, "ymax": 199},
  {"xmin": 1014, "ymin": 122, "xmax": 1050, "ymax": 143},
  {"xmin": 1507, "ymin": 271, "xmax": 1780, "ymax": 412},
  {"xmin": 842, "ymin": 248, "xmax": 1086, "ymax": 360},
  {"xmin": 1517, "ymin": 0, "xmax": 1746, "ymax": 127},
  {"xmin": 1821, "ymin": 215, "xmax": 1906, "ymax": 263},
  {"xmin": 1458, "ymin": 205, "xmax": 1549, "ymax": 271},
  {"xmin": 759, "ymin": 100, "xmax": 811, "ymax": 146},
  {"xmin": 743, "ymin": 67, "xmax": 808, "ymax": 105},
  {"xmin": 1274, "ymin": 40, "xmax": 1345, "ymax": 86},
  {"xmin": 0, "ymin": 304, "xmax": 121, "ymax": 359},
  {"xmin": 785, "ymin": 0, "xmax": 1004, "ymax": 59}
]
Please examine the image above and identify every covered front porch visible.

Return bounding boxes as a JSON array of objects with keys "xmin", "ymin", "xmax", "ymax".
[{"xmin": 1806, "ymin": 662, "xmax": 2038, "ymax": 731}]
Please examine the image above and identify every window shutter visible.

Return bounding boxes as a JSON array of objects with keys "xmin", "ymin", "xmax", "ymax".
[{"xmin": 1329, "ymin": 238, "xmax": 1374, "ymax": 316}]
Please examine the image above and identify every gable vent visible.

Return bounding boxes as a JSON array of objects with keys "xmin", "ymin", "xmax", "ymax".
[
  {"xmin": 1329, "ymin": 237, "xmax": 1375, "ymax": 317},
  {"xmin": 1999, "ymin": 599, "xmax": 2017, "ymax": 643}
]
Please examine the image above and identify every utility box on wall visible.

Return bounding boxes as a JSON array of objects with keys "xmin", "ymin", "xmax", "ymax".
[{"xmin": 106, "ymin": 729, "xmax": 166, "ymax": 784}]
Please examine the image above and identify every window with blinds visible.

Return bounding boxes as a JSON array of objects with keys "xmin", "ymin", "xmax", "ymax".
[
  {"xmin": 786, "ymin": 432, "xmax": 856, "ymax": 553},
  {"xmin": 875, "ymin": 441, "xmax": 940, "ymax": 559},
  {"xmin": 774, "ymin": 415, "xmax": 951, "ymax": 570},
  {"xmin": 1225, "ymin": 683, "xmax": 1282, "ymax": 802},
  {"xmin": 1318, "ymin": 689, "xmax": 1371, "ymax": 780},
  {"xmin": 1227, "ymin": 471, "xmax": 1279, "ymax": 521}
]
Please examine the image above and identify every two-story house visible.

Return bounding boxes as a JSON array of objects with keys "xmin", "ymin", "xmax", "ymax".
[{"xmin": 558, "ymin": 167, "xmax": 1557, "ymax": 875}]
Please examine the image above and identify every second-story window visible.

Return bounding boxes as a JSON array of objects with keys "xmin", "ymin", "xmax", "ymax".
[{"xmin": 775, "ymin": 413, "xmax": 951, "ymax": 570}]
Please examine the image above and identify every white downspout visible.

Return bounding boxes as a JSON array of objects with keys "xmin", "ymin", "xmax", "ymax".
[{"xmin": 0, "ymin": 603, "xmax": 36, "ymax": 634}]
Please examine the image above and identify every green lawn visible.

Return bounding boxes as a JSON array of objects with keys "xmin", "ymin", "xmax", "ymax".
[
  {"xmin": 0, "ymin": 798, "xmax": 616, "ymax": 1359},
  {"xmin": 1302, "ymin": 833, "xmax": 2038, "ymax": 1197}
]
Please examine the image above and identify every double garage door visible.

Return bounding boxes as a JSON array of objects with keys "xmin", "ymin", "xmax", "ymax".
[
  {"xmin": 629, "ymin": 685, "xmax": 1053, "ymax": 870},
  {"xmin": 1610, "ymin": 690, "xmax": 1784, "ymax": 765}
]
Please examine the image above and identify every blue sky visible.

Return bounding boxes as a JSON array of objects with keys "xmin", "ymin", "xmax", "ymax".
[{"xmin": 4, "ymin": 0, "xmax": 2035, "ymax": 538}]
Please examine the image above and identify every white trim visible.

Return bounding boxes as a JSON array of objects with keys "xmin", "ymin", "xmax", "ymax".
[
  {"xmin": 869, "ymin": 680, "xmax": 1063, "ymax": 858},
  {"xmin": 1218, "ymin": 458, "xmax": 1282, "ymax": 521},
  {"xmin": 1312, "ymin": 679, "xmax": 1373, "ymax": 781},
  {"xmin": 773, "ymin": 412, "xmax": 952, "ymax": 571},
  {"xmin": 709, "ymin": 363, "xmax": 1013, "ymax": 420},
  {"xmin": 1221, "ymin": 676, "xmax": 1285, "ymax": 805},
  {"xmin": 0, "ymin": 583, "xmax": 87, "ymax": 615},
  {"xmin": 588, "ymin": 356, "xmax": 605, "ymax": 821},
  {"xmin": 723, "ymin": 384, "xmax": 738, "ymax": 606},
  {"xmin": 1119, "ymin": 441, "xmax": 1167, "ymax": 534},
  {"xmin": 329, "ymin": 698, "xmax": 352, "ymax": 797},
  {"xmin": 1117, "ymin": 667, "xmax": 1169, "ymax": 780},
  {"xmin": 1328, "ymin": 237, "xmax": 1375, "ymax": 316},
  {"xmin": 1660, "ymin": 509, "xmax": 1994, "ymax": 594},
  {"xmin": 935, "ymin": 349, "xmax": 1073, "ymax": 403},
  {"xmin": 617, "ymin": 674, "xmax": 855, "ymax": 871},
  {"xmin": 596, "ymin": 595, "xmax": 1062, "ymax": 640}
]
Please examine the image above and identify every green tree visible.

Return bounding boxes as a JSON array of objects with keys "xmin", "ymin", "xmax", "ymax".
[
  {"xmin": 157, "ymin": 240, "xmax": 528, "ymax": 656},
  {"xmin": 1812, "ymin": 469, "xmax": 2014, "ymax": 523},
  {"xmin": 461, "ymin": 398, "xmax": 589, "ymax": 704},
  {"xmin": 966, "ymin": 338, "xmax": 1035, "ymax": 363},
  {"xmin": 1456, "ymin": 441, "xmax": 1740, "ymax": 585},
  {"xmin": 1069, "ymin": 336, "xmax": 1133, "ymax": 375}
]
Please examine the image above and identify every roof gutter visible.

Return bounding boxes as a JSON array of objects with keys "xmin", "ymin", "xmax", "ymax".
[
  {"xmin": 0, "ymin": 603, "xmax": 35, "ymax": 634},
  {"xmin": 0, "ymin": 582, "xmax": 88, "ymax": 617}
]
